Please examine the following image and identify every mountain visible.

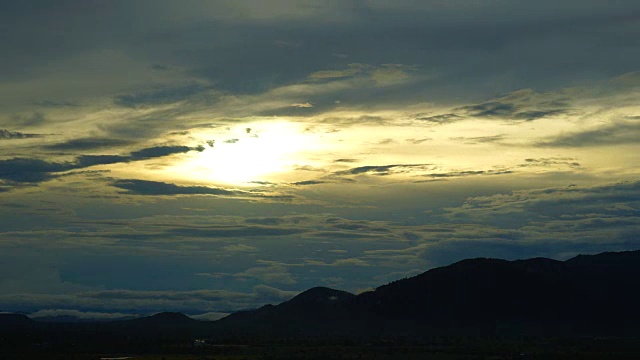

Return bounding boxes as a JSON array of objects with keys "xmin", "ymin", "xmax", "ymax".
[
  {"xmin": 2, "ymin": 250, "xmax": 640, "ymax": 343},
  {"xmin": 214, "ymin": 287, "xmax": 355, "ymax": 337},
  {"xmin": 210, "ymin": 250, "xmax": 640, "ymax": 338},
  {"xmin": 0, "ymin": 313, "xmax": 35, "ymax": 332},
  {"xmin": 123, "ymin": 311, "xmax": 196, "ymax": 326}
]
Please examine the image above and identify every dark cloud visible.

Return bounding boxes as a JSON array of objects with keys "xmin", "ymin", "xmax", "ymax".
[
  {"xmin": 450, "ymin": 135, "xmax": 505, "ymax": 144},
  {"xmin": 519, "ymin": 157, "xmax": 581, "ymax": 168},
  {"xmin": 537, "ymin": 120, "xmax": 640, "ymax": 147},
  {"xmin": 0, "ymin": 158, "xmax": 71, "ymax": 183},
  {"xmin": 45, "ymin": 137, "xmax": 131, "ymax": 150},
  {"xmin": 129, "ymin": 145, "xmax": 204, "ymax": 159},
  {"xmin": 406, "ymin": 138, "xmax": 432, "ymax": 144},
  {"xmin": 291, "ymin": 180, "xmax": 326, "ymax": 186},
  {"xmin": 111, "ymin": 179, "xmax": 247, "ymax": 196},
  {"xmin": 75, "ymin": 155, "xmax": 130, "ymax": 168},
  {"xmin": 424, "ymin": 170, "xmax": 514, "ymax": 179},
  {"xmin": 454, "ymin": 90, "xmax": 570, "ymax": 121},
  {"xmin": 415, "ymin": 113, "xmax": 464, "ymax": 124},
  {"xmin": 114, "ymin": 84, "xmax": 212, "ymax": 108},
  {"xmin": 514, "ymin": 109, "xmax": 567, "ymax": 121},
  {"xmin": 0, "ymin": 145, "xmax": 205, "ymax": 186},
  {"xmin": 416, "ymin": 90, "xmax": 572, "ymax": 125},
  {"xmin": 335, "ymin": 164, "xmax": 433, "ymax": 176},
  {"xmin": 0, "ymin": 129, "xmax": 43, "ymax": 140},
  {"xmin": 458, "ymin": 102, "xmax": 517, "ymax": 118}
]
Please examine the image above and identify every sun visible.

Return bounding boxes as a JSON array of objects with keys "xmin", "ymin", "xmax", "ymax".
[{"xmin": 174, "ymin": 121, "xmax": 319, "ymax": 186}]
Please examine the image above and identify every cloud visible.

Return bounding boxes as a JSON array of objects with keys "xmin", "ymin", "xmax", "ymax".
[
  {"xmin": 130, "ymin": 145, "xmax": 204, "ymax": 159},
  {"xmin": 415, "ymin": 113, "xmax": 464, "ymax": 124},
  {"xmin": 417, "ymin": 169, "xmax": 514, "ymax": 181},
  {"xmin": 113, "ymin": 83, "xmax": 213, "ymax": 108},
  {"xmin": 189, "ymin": 311, "xmax": 229, "ymax": 321},
  {"xmin": 235, "ymin": 264, "xmax": 297, "ymax": 284},
  {"xmin": 309, "ymin": 63, "xmax": 367, "ymax": 80},
  {"xmin": 0, "ymin": 284, "xmax": 299, "ymax": 314},
  {"xmin": 456, "ymin": 90, "xmax": 570, "ymax": 120},
  {"xmin": 291, "ymin": 180, "xmax": 326, "ymax": 186},
  {"xmin": 75, "ymin": 145, "xmax": 203, "ymax": 168},
  {"xmin": 460, "ymin": 90, "xmax": 570, "ymax": 120},
  {"xmin": 335, "ymin": 164, "xmax": 434, "ymax": 176},
  {"xmin": 0, "ymin": 144, "xmax": 205, "ymax": 186},
  {"xmin": 10, "ymin": 112, "xmax": 47, "ymax": 126},
  {"xmin": 0, "ymin": 129, "xmax": 43, "ymax": 140},
  {"xmin": 415, "ymin": 90, "xmax": 572, "ymax": 125},
  {"xmin": 111, "ymin": 179, "xmax": 249, "ymax": 197},
  {"xmin": 29, "ymin": 309, "xmax": 137, "ymax": 320},
  {"xmin": 162, "ymin": 225, "xmax": 304, "ymax": 238},
  {"xmin": 536, "ymin": 120, "xmax": 640, "ymax": 147},
  {"xmin": 450, "ymin": 135, "xmax": 505, "ymax": 144},
  {"xmin": 332, "ymin": 258, "xmax": 369, "ymax": 267},
  {"xmin": 0, "ymin": 158, "xmax": 71, "ymax": 183},
  {"xmin": 290, "ymin": 102, "xmax": 313, "ymax": 108},
  {"xmin": 222, "ymin": 244, "xmax": 258, "ymax": 252},
  {"xmin": 45, "ymin": 137, "xmax": 131, "ymax": 150},
  {"xmin": 444, "ymin": 180, "xmax": 640, "ymax": 228},
  {"xmin": 519, "ymin": 157, "xmax": 581, "ymax": 168},
  {"xmin": 244, "ymin": 217, "xmax": 285, "ymax": 225}
]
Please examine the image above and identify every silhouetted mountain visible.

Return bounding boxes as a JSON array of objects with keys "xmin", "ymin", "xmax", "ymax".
[
  {"xmin": 0, "ymin": 313, "xmax": 35, "ymax": 331},
  {"xmin": 124, "ymin": 311, "xmax": 196, "ymax": 326},
  {"xmin": 211, "ymin": 250, "xmax": 640, "ymax": 338},
  {"xmin": 2, "ymin": 250, "xmax": 640, "ymax": 345},
  {"xmin": 215, "ymin": 287, "xmax": 355, "ymax": 337},
  {"xmin": 286, "ymin": 286, "xmax": 355, "ymax": 306}
]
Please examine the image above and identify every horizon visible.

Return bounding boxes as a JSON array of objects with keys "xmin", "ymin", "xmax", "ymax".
[{"xmin": 0, "ymin": 0, "xmax": 638, "ymax": 319}]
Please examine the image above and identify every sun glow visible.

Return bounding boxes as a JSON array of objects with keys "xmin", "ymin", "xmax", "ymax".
[{"xmin": 176, "ymin": 121, "xmax": 320, "ymax": 185}]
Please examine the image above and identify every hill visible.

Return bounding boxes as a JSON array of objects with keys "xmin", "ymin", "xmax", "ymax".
[
  {"xmin": 211, "ymin": 250, "xmax": 640, "ymax": 338},
  {"xmin": 2, "ymin": 250, "xmax": 640, "ymax": 344}
]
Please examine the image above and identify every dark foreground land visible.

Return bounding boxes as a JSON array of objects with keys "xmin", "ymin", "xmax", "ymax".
[
  {"xmin": 5, "ymin": 337, "xmax": 640, "ymax": 360},
  {"xmin": 2, "ymin": 250, "xmax": 640, "ymax": 359}
]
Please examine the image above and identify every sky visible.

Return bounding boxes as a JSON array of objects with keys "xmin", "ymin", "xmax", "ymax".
[{"xmin": 0, "ymin": 0, "xmax": 639, "ymax": 319}]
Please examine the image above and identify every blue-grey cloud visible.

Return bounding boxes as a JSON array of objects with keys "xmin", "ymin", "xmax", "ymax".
[
  {"xmin": 114, "ymin": 84, "xmax": 213, "ymax": 108},
  {"xmin": 0, "ymin": 158, "xmax": 72, "ymax": 183},
  {"xmin": 112, "ymin": 179, "xmax": 247, "ymax": 197},
  {"xmin": 335, "ymin": 164, "xmax": 433, "ymax": 176},
  {"xmin": 291, "ymin": 180, "xmax": 326, "ymax": 186},
  {"xmin": 162, "ymin": 226, "xmax": 305, "ymax": 238},
  {"xmin": 450, "ymin": 135, "xmax": 505, "ymax": 144},
  {"xmin": 0, "ymin": 129, "xmax": 43, "ymax": 140},
  {"xmin": 537, "ymin": 120, "xmax": 640, "ymax": 147},
  {"xmin": 0, "ymin": 145, "xmax": 205, "ymax": 185},
  {"xmin": 45, "ymin": 137, "xmax": 131, "ymax": 150}
]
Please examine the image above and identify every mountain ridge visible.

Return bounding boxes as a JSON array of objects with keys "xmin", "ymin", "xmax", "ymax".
[{"xmin": 2, "ymin": 250, "xmax": 640, "ymax": 340}]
